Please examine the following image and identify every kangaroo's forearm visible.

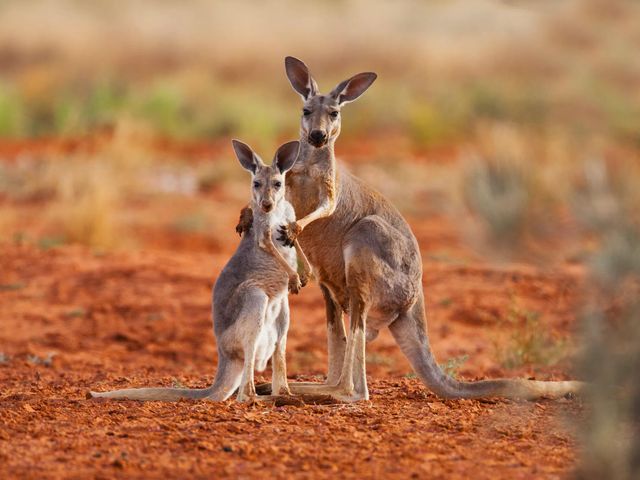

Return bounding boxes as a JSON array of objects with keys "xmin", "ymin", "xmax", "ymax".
[
  {"xmin": 295, "ymin": 171, "xmax": 337, "ymax": 230},
  {"xmin": 294, "ymin": 240, "xmax": 312, "ymax": 275},
  {"xmin": 297, "ymin": 196, "xmax": 336, "ymax": 229}
]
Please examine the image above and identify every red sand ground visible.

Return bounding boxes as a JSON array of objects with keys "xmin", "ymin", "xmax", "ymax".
[
  {"xmin": 0, "ymin": 137, "xmax": 585, "ymax": 479},
  {"xmin": 0, "ymin": 243, "xmax": 584, "ymax": 479}
]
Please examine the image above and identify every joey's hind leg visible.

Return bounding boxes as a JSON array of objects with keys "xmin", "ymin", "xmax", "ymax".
[
  {"xmin": 236, "ymin": 288, "xmax": 269, "ymax": 403},
  {"xmin": 271, "ymin": 300, "xmax": 291, "ymax": 396}
]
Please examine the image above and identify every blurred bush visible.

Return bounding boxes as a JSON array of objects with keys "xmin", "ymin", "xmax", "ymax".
[{"xmin": 0, "ymin": 0, "xmax": 636, "ymax": 152}]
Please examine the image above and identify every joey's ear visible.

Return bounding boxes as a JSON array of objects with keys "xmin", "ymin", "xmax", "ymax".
[
  {"xmin": 285, "ymin": 56, "xmax": 319, "ymax": 101},
  {"xmin": 329, "ymin": 72, "xmax": 377, "ymax": 105},
  {"xmin": 273, "ymin": 140, "xmax": 300, "ymax": 174},
  {"xmin": 232, "ymin": 139, "xmax": 262, "ymax": 173}
]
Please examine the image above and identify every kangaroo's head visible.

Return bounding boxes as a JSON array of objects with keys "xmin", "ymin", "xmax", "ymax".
[
  {"xmin": 232, "ymin": 139, "xmax": 300, "ymax": 214},
  {"xmin": 285, "ymin": 56, "xmax": 377, "ymax": 149}
]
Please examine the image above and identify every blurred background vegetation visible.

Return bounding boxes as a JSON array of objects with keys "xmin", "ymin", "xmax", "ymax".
[{"xmin": 0, "ymin": 0, "xmax": 638, "ymax": 477}]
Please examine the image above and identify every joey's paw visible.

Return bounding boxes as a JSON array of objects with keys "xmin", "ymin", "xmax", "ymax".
[
  {"xmin": 288, "ymin": 274, "xmax": 302, "ymax": 294},
  {"xmin": 277, "ymin": 222, "xmax": 301, "ymax": 247},
  {"xmin": 299, "ymin": 271, "xmax": 310, "ymax": 288},
  {"xmin": 235, "ymin": 207, "xmax": 253, "ymax": 237}
]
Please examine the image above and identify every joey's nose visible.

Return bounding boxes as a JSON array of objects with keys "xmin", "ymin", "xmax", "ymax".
[
  {"xmin": 261, "ymin": 201, "xmax": 273, "ymax": 212},
  {"xmin": 309, "ymin": 130, "xmax": 327, "ymax": 146}
]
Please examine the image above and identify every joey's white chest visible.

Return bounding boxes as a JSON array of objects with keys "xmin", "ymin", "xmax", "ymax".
[{"xmin": 266, "ymin": 202, "xmax": 297, "ymax": 268}]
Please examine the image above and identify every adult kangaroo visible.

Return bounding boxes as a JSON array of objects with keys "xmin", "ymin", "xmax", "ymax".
[{"xmin": 240, "ymin": 56, "xmax": 582, "ymax": 402}]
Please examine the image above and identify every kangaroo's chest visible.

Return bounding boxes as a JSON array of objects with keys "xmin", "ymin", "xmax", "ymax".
[{"xmin": 287, "ymin": 166, "xmax": 324, "ymax": 218}]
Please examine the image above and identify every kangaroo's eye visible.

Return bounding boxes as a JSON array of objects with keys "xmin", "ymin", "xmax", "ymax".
[
  {"xmin": 274, "ymin": 181, "xmax": 282, "ymax": 189},
  {"xmin": 330, "ymin": 111, "xmax": 339, "ymax": 118},
  {"xmin": 253, "ymin": 181, "xmax": 261, "ymax": 189},
  {"xmin": 303, "ymin": 109, "xmax": 312, "ymax": 116}
]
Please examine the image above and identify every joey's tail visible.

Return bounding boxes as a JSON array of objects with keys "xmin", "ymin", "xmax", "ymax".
[
  {"xmin": 89, "ymin": 358, "xmax": 243, "ymax": 402},
  {"xmin": 389, "ymin": 295, "xmax": 584, "ymax": 400}
]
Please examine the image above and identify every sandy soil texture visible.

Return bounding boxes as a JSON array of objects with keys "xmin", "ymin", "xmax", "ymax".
[{"xmin": 0, "ymin": 242, "xmax": 583, "ymax": 479}]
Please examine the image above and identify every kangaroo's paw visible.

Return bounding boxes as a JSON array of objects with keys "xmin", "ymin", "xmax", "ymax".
[
  {"xmin": 288, "ymin": 274, "xmax": 302, "ymax": 294},
  {"xmin": 235, "ymin": 207, "xmax": 253, "ymax": 237},
  {"xmin": 277, "ymin": 222, "xmax": 301, "ymax": 247},
  {"xmin": 299, "ymin": 270, "xmax": 312, "ymax": 288}
]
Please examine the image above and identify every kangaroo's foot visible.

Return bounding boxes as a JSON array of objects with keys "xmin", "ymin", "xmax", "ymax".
[
  {"xmin": 277, "ymin": 221, "xmax": 301, "ymax": 247},
  {"xmin": 284, "ymin": 382, "xmax": 366, "ymax": 403}
]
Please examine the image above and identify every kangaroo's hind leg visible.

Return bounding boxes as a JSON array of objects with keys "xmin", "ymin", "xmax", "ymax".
[
  {"xmin": 271, "ymin": 298, "xmax": 292, "ymax": 396},
  {"xmin": 235, "ymin": 287, "xmax": 269, "ymax": 403}
]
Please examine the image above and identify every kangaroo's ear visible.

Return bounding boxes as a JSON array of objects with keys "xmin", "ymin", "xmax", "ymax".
[
  {"xmin": 274, "ymin": 140, "xmax": 300, "ymax": 174},
  {"xmin": 285, "ymin": 56, "xmax": 319, "ymax": 101},
  {"xmin": 232, "ymin": 139, "xmax": 262, "ymax": 173},
  {"xmin": 330, "ymin": 72, "xmax": 377, "ymax": 105}
]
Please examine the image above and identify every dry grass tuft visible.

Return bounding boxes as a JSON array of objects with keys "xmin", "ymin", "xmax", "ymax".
[{"xmin": 53, "ymin": 159, "xmax": 119, "ymax": 249}]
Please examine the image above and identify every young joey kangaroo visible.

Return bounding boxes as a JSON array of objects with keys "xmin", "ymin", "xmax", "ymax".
[
  {"xmin": 239, "ymin": 56, "xmax": 582, "ymax": 402},
  {"xmin": 90, "ymin": 140, "xmax": 312, "ymax": 402}
]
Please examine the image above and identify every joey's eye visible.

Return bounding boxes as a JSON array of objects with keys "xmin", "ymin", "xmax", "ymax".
[
  {"xmin": 330, "ymin": 111, "xmax": 339, "ymax": 118},
  {"xmin": 303, "ymin": 109, "xmax": 311, "ymax": 116},
  {"xmin": 253, "ymin": 181, "xmax": 261, "ymax": 189},
  {"xmin": 274, "ymin": 181, "xmax": 282, "ymax": 189}
]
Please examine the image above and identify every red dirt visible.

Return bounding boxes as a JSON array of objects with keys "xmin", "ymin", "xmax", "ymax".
[
  {"xmin": 0, "ymin": 243, "xmax": 584, "ymax": 479},
  {"xmin": 0, "ymin": 138, "xmax": 585, "ymax": 478}
]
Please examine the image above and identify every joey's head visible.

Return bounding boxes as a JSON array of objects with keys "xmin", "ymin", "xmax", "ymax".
[
  {"xmin": 285, "ymin": 56, "xmax": 377, "ymax": 149},
  {"xmin": 232, "ymin": 139, "xmax": 300, "ymax": 214}
]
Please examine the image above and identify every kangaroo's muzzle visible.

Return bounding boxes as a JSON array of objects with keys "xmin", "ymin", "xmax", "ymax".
[{"xmin": 308, "ymin": 130, "xmax": 327, "ymax": 148}]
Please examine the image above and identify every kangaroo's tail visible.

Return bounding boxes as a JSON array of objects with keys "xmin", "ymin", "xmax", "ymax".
[
  {"xmin": 389, "ymin": 295, "xmax": 584, "ymax": 400},
  {"xmin": 89, "ymin": 358, "xmax": 243, "ymax": 402}
]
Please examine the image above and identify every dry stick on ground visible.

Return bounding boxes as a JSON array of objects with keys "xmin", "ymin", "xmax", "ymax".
[{"xmin": 239, "ymin": 56, "xmax": 583, "ymax": 402}]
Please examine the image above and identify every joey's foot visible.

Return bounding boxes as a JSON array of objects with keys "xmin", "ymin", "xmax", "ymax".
[
  {"xmin": 288, "ymin": 274, "xmax": 302, "ymax": 294},
  {"xmin": 277, "ymin": 221, "xmax": 301, "ymax": 247},
  {"xmin": 235, "ymin": 207, "xmax": 253, "ymax": 237}
]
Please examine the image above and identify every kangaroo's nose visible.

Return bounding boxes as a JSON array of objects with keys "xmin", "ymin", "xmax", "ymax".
[
  {"xmin": 309, "ymin": 130, "xmax": 327, "ymax": 146},
  {"xmin": 261, "ymin": 201, "xmax": 273, "ymax": 212}
]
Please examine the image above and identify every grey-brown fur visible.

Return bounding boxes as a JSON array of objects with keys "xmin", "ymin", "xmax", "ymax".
[
  {"xmin": 90, "ymin": 140, "xmax": 311, "ymax": 402},
  {"xmin": 242, "ymin": 57, "xmax": 583, "ymax": 401}
]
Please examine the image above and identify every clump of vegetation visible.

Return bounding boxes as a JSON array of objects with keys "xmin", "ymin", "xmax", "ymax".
[
  {"xmin": 54, "ymin": 160, "xmax": 119, "ymax": 249},
  {"xmin": 463, "ymin": 158, "xmax": 530, "ymax": 243},
  {"xmin": 439, "ymin": 355, "xmax": 468, "ymax": 379},
  {"xmin": 27, "ymin": 353, "xmax": 56, "ymax": 367},
  {"xmin": 466, "ymin": 151, "xmax": 640, "ymax": 477},
  {"xmin": 367, "ymin": 353, "xmax": 396, "ymax": 368},
  {"xmin": 572, "ymin": 158, "xmax": 640, "ymax": 480},
  {"xmin": 495, "ymin": 303, "xmax": 568, "ymax": 370}
]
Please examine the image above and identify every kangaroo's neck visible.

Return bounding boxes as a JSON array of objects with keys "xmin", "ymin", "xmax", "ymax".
[{"xmin": 295, "ymin": 138, "xmax": 336, "ymax": 172}]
